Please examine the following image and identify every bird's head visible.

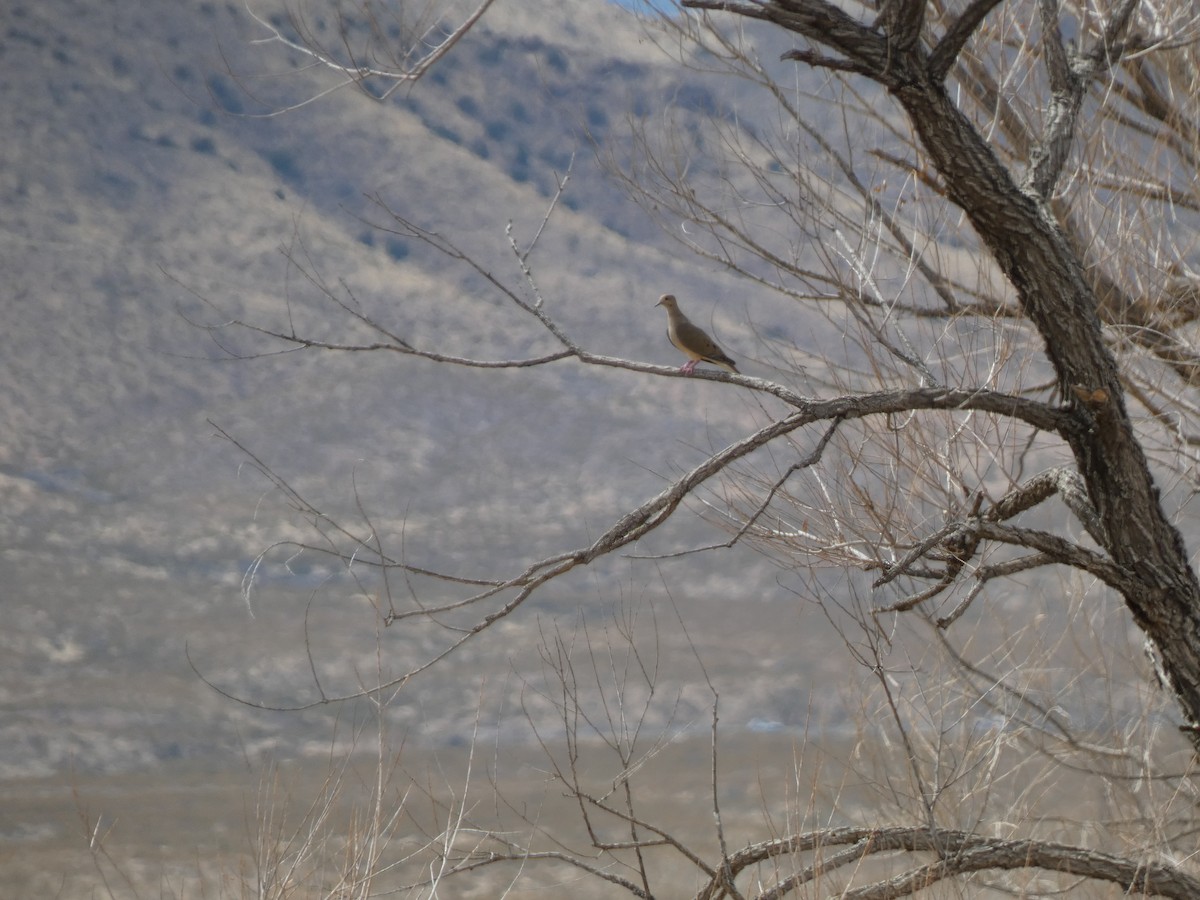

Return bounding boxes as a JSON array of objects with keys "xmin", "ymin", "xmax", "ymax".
[{"xmin": 656, "ymin": 294, "xmax": 677, "ymax": 310}]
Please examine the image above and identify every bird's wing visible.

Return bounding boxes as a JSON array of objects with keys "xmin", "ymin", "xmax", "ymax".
[
  {"xmin": 672, "ymin": 320, "xmax": 720, "ymax": 358},
  {"xmin": 674, "ymin": 320, "xmax": 737, "ymax": 370}
]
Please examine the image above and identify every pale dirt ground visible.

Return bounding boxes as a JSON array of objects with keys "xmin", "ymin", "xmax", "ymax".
[
  {"xmin": 0, "ymin": 733, "xmax": 812, "ymax": 900},
  {"xmin": 0, "ymin": 728, "xmax": 1171, "ymax": 900}
]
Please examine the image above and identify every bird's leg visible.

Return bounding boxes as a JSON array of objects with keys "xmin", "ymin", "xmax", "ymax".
[{"xmin": 681, "ymin": 360, "xmax": 699, "ymax": 374}]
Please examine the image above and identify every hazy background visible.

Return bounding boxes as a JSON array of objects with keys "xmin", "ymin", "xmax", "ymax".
[
  {"xmin": 0, "ymin": 0, "xmax": 855, "ymax": 788},
  {"xmin": 0, "ymin": 2, "xmax": 1167, "ymax": 895}
]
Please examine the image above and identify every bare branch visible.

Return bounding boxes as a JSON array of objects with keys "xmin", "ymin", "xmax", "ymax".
[
  {"xmin": 975, "ymin": 520, "xmax": 1135, "ymax": 591},
  {"xmin": 1026, "ymin": 0, "xmax": 1145, "ymax": 197},
  {"xmin": 684, "ymin": 0, "xmax": 889, "ymax": 73},
  {"xmin": 1024, "ymin": 0, "xmax": 1082, "ymax": 197},
  {"xmin": 877, "ymin": 0, "xmax": 926, "ymax": 52},
  {"xmin": 778, "ymin": 48, "xmax": 863, "ymax": 72},
  {"xmin": 934, "ymin": 551, "xmax": 1053, "ymax": 627},
  {"xmin": 987, "ymin": 465, "xmax": 1105, "ymax": 544},
  {"xmin": 240, "ymin": 0, "xmax": 498, "ymax": 113},
  {"xmin": 700, "ymin": 824, "xmax": 1200, "ymax": 898},
  {"xmin": 874, "ymin": 462, "xmax": 1120, "ymax": 617},
  {"xmin": 928, "ymin": 0, "xmax": 1005, "ymax": 81}
]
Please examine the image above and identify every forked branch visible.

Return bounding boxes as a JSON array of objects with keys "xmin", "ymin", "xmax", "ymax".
[
  {"xmin": 874, "ymin": 465, "xmax": 1127, "ymax": 618},
  {"xmin": 928, "ymin": 0, "xmax": 1005, "ymax": 80}
]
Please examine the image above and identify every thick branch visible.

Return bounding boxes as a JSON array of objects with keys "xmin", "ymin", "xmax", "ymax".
[
  {"xmin": 699, "ymin": 825, "xmax": 1200, "ymax": 899},
  {"xmin": 1027, "ymin": 0, "xmax": 1142, "ymax": 196},
  {"xmin": 877, "ymin": 0, "xmax": 925, "ymax": 52},
  {"xmin": 1024, "ymin": 0, "xmax": 1083, "ymax": 197},
  {"xmin": 974, "ymin": 521, "xmax": 1135, "ymax": 593},
  {"xmin": 986, "ymin": 465, "xmax": 1105, "ymax": 544},
  {"xmin": 683, "ymin": 0, "xmax": 888, "ymax": 74},
  {"xmin": 928, "ymin": 0, "xmax": 1005, "ymax": 81},
  {"xmin": 206, "ymin": 379, "xmax": 1070, "ymax": 711}
]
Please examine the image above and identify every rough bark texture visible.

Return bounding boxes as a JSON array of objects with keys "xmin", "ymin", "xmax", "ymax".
[{"xmin": 686, "ymin": 0, "xmax": 1200, "ymax": 741}]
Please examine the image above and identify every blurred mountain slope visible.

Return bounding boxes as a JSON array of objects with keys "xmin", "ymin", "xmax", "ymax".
[{"xmin": 0, "ymin": 0, "xmax": 840, "ymax": 778}]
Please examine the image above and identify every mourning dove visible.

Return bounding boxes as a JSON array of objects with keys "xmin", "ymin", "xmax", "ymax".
[{"xmin": 656, "ymin": 294, "xmax": 739, "ymax": 374}]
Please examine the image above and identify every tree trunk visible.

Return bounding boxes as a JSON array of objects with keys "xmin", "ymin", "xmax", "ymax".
[
  {"xmin": 685, "ymin": 0, "xmax": 1200, "ymax": 740},
  {"xmin": 880, "ymin": 58, "xmax": 1200, "ymax": 740}
]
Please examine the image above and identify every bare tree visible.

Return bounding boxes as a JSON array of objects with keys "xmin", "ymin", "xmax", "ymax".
[
  {"xmin": 200, "ymin": 0, "xmax": 1200, "ymax": 896},
  {"xmin": 666, "ymin": 0, "xmax": 1200, "ymax": 736}
]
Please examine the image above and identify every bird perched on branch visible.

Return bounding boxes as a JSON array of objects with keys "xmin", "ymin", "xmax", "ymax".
[{"xmin": 656, "ymin": 294, "xmax": 739, "ymax": 374}]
